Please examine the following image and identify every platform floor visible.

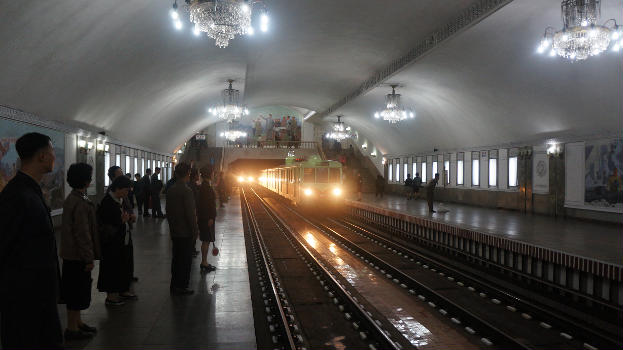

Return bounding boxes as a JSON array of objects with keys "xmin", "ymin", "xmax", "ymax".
[
  {"xmin": 347, "ymin": 193, "xmax": 622, "ymax": 266},
  {"xmin": 61, "ymin": 194, "xmax": 256, "ymax": 349}
]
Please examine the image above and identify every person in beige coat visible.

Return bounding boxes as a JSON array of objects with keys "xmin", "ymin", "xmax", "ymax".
[{"xmin": 60, "ymin": 163, "xmax": 100, "ymax": 341}]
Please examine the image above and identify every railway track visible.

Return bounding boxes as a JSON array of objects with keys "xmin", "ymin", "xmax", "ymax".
[
  {"xmin": 246, "ymin": 184, "xmax": 621, "ymax": 350},
  {"xmin": 241, "ymin": 187, "xmax": 408, "ymax": 350}
]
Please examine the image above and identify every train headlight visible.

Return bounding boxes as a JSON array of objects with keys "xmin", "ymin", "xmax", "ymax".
[
  {"xmin": 332, "ymin": 188, "xmax": 342, "ymax": 196},
  {"xmin": 247, "ymin": 176, "xmax": 254, "ymax": 182},
  {"xmin": 303, "ymin": 188, "xmax": 313, "ymax": 196},
  {"xmin": 237, "ymin": 176, "xmax": 245, "ymax": 183}
]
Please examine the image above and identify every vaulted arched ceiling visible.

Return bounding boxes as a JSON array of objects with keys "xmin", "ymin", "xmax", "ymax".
[{"xmin": 0, "ymin": 0, "xmax": 620, "ymax": 154}]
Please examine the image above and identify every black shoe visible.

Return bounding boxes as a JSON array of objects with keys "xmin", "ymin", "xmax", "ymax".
[
  {"xmin": 120, "ymin": 293, "xmax": 138, "ymax": 300},
  {"xmin": 64, "ymin": 329, "xmax": 93, "ymax": 341},
  {"xmin": 79, "ymin": 323, "xmax": 97, "ymax": 333},
  {"xmin": 430, "ymin": 210, "xmax": 436, "ymax": 213},
  {"xmin": 170, "ymin": 287, "xmax": 194, "ymax": 295},
  {"xmin": 105, "ymin": 298, "xmax": 125, "ymax": 306}
]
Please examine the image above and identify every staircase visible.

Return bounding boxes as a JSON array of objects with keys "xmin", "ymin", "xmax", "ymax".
[{"xmin": 322, "ymin": 141, "xmax": 378, "ymax": 193}]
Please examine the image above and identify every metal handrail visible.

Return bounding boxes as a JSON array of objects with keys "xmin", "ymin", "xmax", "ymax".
[{"xmin": 223, "ymin": 140, "xmax": 318, "ymax": 149}]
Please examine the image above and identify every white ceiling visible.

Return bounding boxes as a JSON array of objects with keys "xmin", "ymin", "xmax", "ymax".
[
  {"xmin": 0, "ymin": 0, "xmax": 620, "ymax": 154},
  {"xmin": 325, "ymin": 0, "xmax": 623, "ymax": 156},
  {"xmin": 0, "ymin": 0, "xmax": 482, "ymax": 153}
]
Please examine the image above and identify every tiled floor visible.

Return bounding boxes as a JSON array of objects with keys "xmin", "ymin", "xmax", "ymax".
[
  {"xmin": 348, "ymin": 194, "xmax": 623, "ymax": 265},
  {"xmin": 59, "ymin": 194, "xmax": 256, "ymax": 349}
]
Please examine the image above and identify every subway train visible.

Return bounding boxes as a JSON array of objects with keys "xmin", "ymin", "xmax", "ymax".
[{"xmin": 259, "ymin": 155, "xmax": 344, "ymax": 206}]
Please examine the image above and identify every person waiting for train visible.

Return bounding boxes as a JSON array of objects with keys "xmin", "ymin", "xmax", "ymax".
[
  {"xmin": 426, "ymin": 173, "xmax": 439, "ymax": 213},
  {"xmin": 375, "ymin": 175, "xmax": 385, "ymax": 198},
  {"xmin": 404, "ymin": 173, "xmax": 413, "ymax": 199},
  {"xmin": 197, "ymin": 166, "xmax": 218, "ymax": 273},
  {"xmin": 412, "ymin": 172, "xmax": 422, "ymax": 200}
]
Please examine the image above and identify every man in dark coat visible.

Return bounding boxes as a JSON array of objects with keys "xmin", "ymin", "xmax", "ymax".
[
  {"xmin": 134, "ymin": 173, "xmax": 144, "ymax": 214},
  {"xmin": 0, "ymin": 132, "xmax": 63, "ymax": 349},
  {"xmin": 426, "ymin": 173, "xmax": 440, "ymax": 213},
  {"xmin": 165, "ymin": 163, "xmax": 199, "ymax": 295},
  {"xmin": 151, "ymin": 167, "xmax": 164, "ymax": 218},
  {"xmin": 141, "ymin": 169, "xmax": 152, "ymax": 217}
]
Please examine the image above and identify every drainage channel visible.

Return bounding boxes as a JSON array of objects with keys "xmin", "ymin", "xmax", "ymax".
[
  {"xmin": 243, "ymin": 187, "xmax": 404, "ymax": 350},
  {"xmin": 335, "ymin": 218, "xmax": 621, "ymax": 350}
]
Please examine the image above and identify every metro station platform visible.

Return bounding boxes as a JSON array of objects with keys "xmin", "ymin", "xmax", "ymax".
[
  {"xmin": 345, "ymin": 194, "xmax": 623, "ymax": 285},
  {"xmin": 62, "ymin": 195, "xmax": 256, "ymax": 350}
]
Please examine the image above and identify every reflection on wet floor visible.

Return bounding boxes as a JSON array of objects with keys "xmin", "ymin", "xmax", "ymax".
[{"xmin": 299, "ymin": 231, "xmax": 482, "ymax": 350}]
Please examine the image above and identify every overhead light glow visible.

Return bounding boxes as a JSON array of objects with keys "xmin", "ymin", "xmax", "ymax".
[
  {"xmin": 193, "ymin": 26, "xmax": 201, "ymax": 36},
  {"xmin": 247, "ymin": 26, "xmax": 255, "ymax": 35},
  {"xmin": 303, "ymin": 188, "xmax": 312, "ymax": 196},
  {"xmin": 174, "ymin": 20, "xmax": 183, "ymax": 30}
]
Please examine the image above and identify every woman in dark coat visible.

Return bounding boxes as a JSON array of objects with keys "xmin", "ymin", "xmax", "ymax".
[{"xmin": 97, "ymin": 176, "xmax": 133, "ymax": 306}]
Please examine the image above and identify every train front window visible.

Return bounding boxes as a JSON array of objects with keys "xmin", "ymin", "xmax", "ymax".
[
  {"xmin": 303, "ymin": 168, "xmax": 315, "ymax": 183},
  {"xmin": 316, "ymin": 167, "xmax": 329, "ymax": 183},
  {"xmin": 329, "ymin": 168, "xmax": 341, "ymax": 183}
]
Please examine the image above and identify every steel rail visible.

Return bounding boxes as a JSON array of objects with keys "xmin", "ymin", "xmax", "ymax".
[
  {"xmin": 276, "ymin": 201, "xmax": 532, "ymax": 350},
  {"xmin": 246, "ymin": 186, "xmax": 406, "ymax": 350},
  {"xmin": 241, "ymin": 188, "xmax": 299, "ymax": 350},
  {"xmin": 338, "ymin": 217, "xmax": 622, "ymax": 350}
]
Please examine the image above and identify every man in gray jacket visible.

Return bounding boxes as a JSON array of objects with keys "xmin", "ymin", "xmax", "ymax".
[{"xmin": 165, "ymin": 163, "xmax": 198, "ymax": 295}]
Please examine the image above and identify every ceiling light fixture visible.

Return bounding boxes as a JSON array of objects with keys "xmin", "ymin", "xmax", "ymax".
[
  {"xmin": 325, "ymin": 115, "xmax": 351, "ymax": 142},
  {"xmin": 169, "ymin": 0, "xmax": 269, "ymax": 48},
  {"xmin": 373, "ymin": 85, "xmax": 415, "ymax": 124},
  {"xmin": 208, "ymin": 80, "xmax": 249, "ymax": 122},
  {"xmin": 220, "ymin": 121, "xmax": 247, "ymax": 141},
  {"xmin": 537, "ymin": 0, "xmax": 621, "ymax": 60}
]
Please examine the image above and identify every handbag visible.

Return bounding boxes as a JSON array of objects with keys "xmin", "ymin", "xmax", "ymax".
[{"xmin": 212, "ymin": 244, "xmax": 219, "ymax": 256}]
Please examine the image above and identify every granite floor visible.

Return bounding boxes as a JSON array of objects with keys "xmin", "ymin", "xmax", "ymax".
[{"xmin": 60, "ymin": 193, "xmax": 256, "ymax": 349}]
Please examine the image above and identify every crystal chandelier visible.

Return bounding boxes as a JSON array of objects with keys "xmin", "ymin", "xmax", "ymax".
[
  {"xmin": 325, "ymin": 116, "xmax": 352, "ymax": 141},
  {"xmin": 208, "ymin": 80, "xmax": 249, "ymax": 122},
  {"xmin": 537, "ymin": 0, "xmax": 621, "ymax": 61},
  {"xmin": 220, "ymin": 121, "xmax": 247, "ymax": 141},
  {"xmin": 169, "ymin": 0, "xmax": 269, "ymax": 48},
  {"xmin": 373, "ymin": 85, "xmax": 415, "ymax": 124}
]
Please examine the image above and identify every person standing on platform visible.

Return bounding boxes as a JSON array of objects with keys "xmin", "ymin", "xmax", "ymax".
[
  {"xmin": 356, "ymin": 172, "xmax": 363, "ymax": 201},
  {"xmin": 375, "ymin": 175, "xmax": 385, "ymax": 199},
  {"xmin": 166, "ymin": 163, "xmax": 199, "ymax": 295},
  {"xmin": 126, "ymin": 173, "xmax": 135, "ymax": 209},
  {"xmin": 97, "ymin": 176, "xmax": 134, "ymax": 306},
  {"xmin": 404, "ymin": 173, "xmax": 413, "ymax": 199},
  {"xmin": 188, "ymin": 168, "xmax": 201, "ymax": 258},
  {"xmin": 217, "ymin": 171, "xmax": 227, "ymax": 208},
  {"xmin": 412, "ymin": 172, "xmax": 422, "ymax": 200},
  {"xmin": 426, "ymin": 173, "xmax": 440, "ymax": 213},
  {"xmin": 151, "ymin": 167, "xmax": 164, "ymax": 218},
  {"xmin": 197, "ymin": 166, "xmax": 217, "ymax": 273},
  {"xmin": 107, "ymin": 166, "xmax": 138, "ymax": 286},
  {"xmin": 60, "ymin": 163, "xmax": 99, "ymax": 340},
  {"xmin": 134, "ymin": 173, "xmax": 144, "ymax": 215},
  {"xmin": 0, "ymin": 132, "xmax": 63, "ymax": 349},
  {"xmin": 141, "ymin": 169, "xmax": 152, "ymax": 217}
]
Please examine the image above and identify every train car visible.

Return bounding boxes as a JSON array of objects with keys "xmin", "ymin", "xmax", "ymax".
[{"xmin": 259, "ymin": 155, "xmax": 343, "ymax": 206}]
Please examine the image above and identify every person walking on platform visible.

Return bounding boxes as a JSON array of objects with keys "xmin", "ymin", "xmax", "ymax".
[
  {"xmin": 375, "ymin": 175, "xmax": 385, "ymax": 199},
  {"xmin": 141, "ymin": 169, "xmax": 152, "ymax": 217},
  {"xmin": 0, "ymin": 132, "xmax": 63, "ymax": 349},
  {"xmin": 60, "ymin": 163, "xmax": 100, "ymax": 340},
  {"xmin": 151, "ymin": 167, "xmax": 164, "ymax": 218},
  {"xmin": 412, "ymin": 172, "xmax": 422, "ymax": 200},
  {"xmin": 197, "ymin": 166, "xmax": 218, "ymax": 273},
  {"xmin": 134, "ymin": 173, "xmax": 144, "ymax": 214},
  {"xmin": 356, "ymin": 172, "xmax": 363, "ymax": 201},
  {"xmin": 426, "ymin": 173, "xmax": 440, "ymax": 213},
  {"xmin": 97, "ymin": 176, "xmax": 135, "ymax": 306},
  {"xmin": 166, "ymin": 163, "xmax": 199, "ymax": 295},
  {"xmin": 404, "ymin": 173, "xmax": 413, "ymax": 199}
]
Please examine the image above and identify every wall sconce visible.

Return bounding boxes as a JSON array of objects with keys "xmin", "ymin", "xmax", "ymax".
[
  {"xmin": 382, "ymin": 157, "xmax": 386, "ymax": 165},
  {"xmin": 77, "ymin": 139, "xmax": 87, "ymax": 149},
  {"xmin": 546, "ymin": 143, "xmax": 563, "ymax": 157},
  {"xmin": 370, "ymin": 151, "xmax": 377, "ymax": 157},
  {"xmin": 362, "ymin": 142, "xmax": 367, "ymax": 150}
]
